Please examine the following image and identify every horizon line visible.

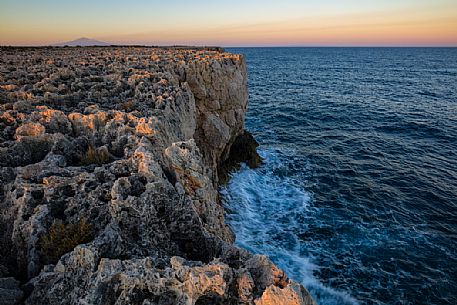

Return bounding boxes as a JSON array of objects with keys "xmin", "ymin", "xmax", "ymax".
[{"xmin": 1, "ymin": 44, "xmax": 457, "ymax": 48}]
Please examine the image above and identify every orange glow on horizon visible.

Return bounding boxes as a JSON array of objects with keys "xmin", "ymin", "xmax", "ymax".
[{"xmin": 1, "ymin": 1, "xmax": 456, "ymax": 46}]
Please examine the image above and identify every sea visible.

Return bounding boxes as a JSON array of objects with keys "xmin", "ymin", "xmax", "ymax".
[{"xmin": 222, "ymin": 47, "xmax": 457, "ymax": 305}]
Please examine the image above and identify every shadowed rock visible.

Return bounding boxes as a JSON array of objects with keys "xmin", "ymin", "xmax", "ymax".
[
  {"xmin": 0, "ymin": 46, "xmax": 315, "ymax": 305},
  {"xmin": 218, "ymin": 130, "xmax": 262, "ymax": 184}
]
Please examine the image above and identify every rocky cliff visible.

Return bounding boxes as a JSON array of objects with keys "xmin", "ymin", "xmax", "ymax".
[{"xmin": 0, "ymin": 47, "xmax": 315, "ymax": 305}]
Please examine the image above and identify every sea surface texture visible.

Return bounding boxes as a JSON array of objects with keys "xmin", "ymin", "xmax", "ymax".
[{"xmin": 223, "ymin": 48, "xmax": 457, "ymax": 305}]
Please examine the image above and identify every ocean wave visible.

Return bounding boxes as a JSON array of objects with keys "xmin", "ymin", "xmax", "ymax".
[
  {"xmin": 222, "ymin": 149, "xmax": 359, "ymax": 305},
  {"xmin": 227, "ymin": 47, "xmax": 457, "ymax": 305}
]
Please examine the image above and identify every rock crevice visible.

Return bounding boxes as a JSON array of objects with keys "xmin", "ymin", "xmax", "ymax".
[{"xmin": 0, "ymin": 47, "xmax": 315, "ymax": 305}]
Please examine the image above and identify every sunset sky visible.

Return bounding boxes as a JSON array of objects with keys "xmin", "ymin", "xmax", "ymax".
[{"xmin": 1, "ymin": 0, "xmax": 456, "ymax": 46}]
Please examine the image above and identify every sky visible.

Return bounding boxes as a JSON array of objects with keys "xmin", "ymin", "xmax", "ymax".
[{"xmin": 1, "ymin": 0, "xmax": 456, "ymax": 46}]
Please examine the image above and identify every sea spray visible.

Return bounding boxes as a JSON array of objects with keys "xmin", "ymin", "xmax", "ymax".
[
  {"xmin": 226, "ymin": 47, "xmax": 457, "ymax": 305},
  {"xmin": 222, "ymin": 149, "xmax": 359, "ymax": 305}
]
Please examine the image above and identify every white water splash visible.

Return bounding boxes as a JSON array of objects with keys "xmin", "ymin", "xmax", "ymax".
[{"xmin": 221, "ymin": 149, "xmax": 359, "ymax": 305}]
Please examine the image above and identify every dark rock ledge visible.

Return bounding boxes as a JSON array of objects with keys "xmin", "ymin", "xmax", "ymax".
[{"xmin": 0, "ymin": 46, "xmax": 316, "ymax": 305}]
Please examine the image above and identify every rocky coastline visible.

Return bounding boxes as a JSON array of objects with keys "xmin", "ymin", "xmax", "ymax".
[{"xmin": 0, "ymin": 46, "xmax": 315, "ymax": 305}]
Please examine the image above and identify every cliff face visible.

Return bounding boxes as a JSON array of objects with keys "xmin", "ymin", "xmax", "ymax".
[{"xmin": 0, "ymin": 47, "xmax": 315, "ymax": 305}]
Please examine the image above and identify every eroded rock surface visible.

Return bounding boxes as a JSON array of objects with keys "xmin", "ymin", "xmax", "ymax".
[{"xmin": 0, "ymin": 47, "xmax": 315, "ymax": 305}]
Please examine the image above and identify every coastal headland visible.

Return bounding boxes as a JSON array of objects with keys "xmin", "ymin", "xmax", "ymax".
[{"xmin": 0, "ymin": 47, "xmax": 315, "ymax": 305}]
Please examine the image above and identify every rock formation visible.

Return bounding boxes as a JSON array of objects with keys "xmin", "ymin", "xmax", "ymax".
[{"xmin": 0, "ymin": 46, "xmax": 316, "ymax": 305}]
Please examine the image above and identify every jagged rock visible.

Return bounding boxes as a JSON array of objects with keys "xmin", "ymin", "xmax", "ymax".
[
  {"xmin": 255, "ymin": 282, "xmax": 317, "ymax": 305},
  {"xmin": 0, "ymin": 47, "xmax": 314, "ymax": 305},
  {"xmin": 30, "ymin": 108, "xmax": 72, "ymax": 134},
  {"xmin": 0, "ymin": 277, "xmax": 23, "ymax": 305},
  {"xmin": 218, "ymin": 130, "xmax": 262, "ymax": 183},
  {"xmin": 202, "ymin": 113, "xmax": 231, "ymax": 150},
  {"xmin": 14, "ymin": 122, "xmax": 45, "ymax": 139}
]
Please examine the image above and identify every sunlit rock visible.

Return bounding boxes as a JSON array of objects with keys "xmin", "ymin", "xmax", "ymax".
[{"xmin": 0, "ymin": 46, "xmax": 313, "ymax": 305}]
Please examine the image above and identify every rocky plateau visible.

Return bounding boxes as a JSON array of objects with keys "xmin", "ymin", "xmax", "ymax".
[{"xmin": 0, "ymin": 46, "xmax": 315, "ymax": 305}]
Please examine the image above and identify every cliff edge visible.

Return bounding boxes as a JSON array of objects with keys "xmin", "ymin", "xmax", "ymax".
[{"xmin": 0, "ymin": 47, "xmax": 315, "ymax": 305}]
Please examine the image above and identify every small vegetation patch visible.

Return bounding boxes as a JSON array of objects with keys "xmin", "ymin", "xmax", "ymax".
[
  {"xmin": 39, "ymin": 218, "xmax": 93, "ymax": 264},
  {"xmin": 80, "ymin": 145, "xmax": 110, "ymax": 165},
  {"xmin": 120, "ymin": 100, "xmax": 136, "ymax": 111}
]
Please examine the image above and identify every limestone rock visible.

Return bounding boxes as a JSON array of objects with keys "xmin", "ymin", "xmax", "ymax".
[
  {"xmin": 255, "ymin": 282, "xmax": 317, "ymax": 305},
  {"xmin": 0, "ymin": 46, "xmax": 314, "ymax": 305},
  {"xmin": 0, "ymin": 277, "xmax": 23, "ymax": 305},
  {"xmin": 14, "ymin": 122, "xmax": 45, "ymax": 139}
]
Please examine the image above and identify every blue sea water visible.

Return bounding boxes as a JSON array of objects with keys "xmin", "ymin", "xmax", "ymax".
[{"xmin": 222, "ymin": 48, "xmax": 457, "ymax": 305}]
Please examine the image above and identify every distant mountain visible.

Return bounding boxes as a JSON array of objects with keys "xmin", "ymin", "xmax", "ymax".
[{"xmin": 53, "ymin": 37, "xmax": 111, "ymax": 47}]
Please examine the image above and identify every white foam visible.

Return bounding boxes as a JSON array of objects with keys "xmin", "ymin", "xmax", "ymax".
[{"xmin": 221, "ymin": 149, "xmax": 360, "ymax": 305}]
